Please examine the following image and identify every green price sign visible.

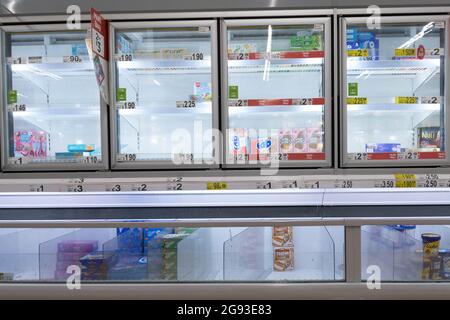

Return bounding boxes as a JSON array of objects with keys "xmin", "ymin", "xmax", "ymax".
[
  {"xmin": 8, "ymin": 90, "xmax": 17, "ymax": 104},
  {"xmin": 116, "ymin": 88, "xmax": 127, "ymax": 102},
  {"xmin": 229, "ymin": 86, "xmax": 239, "ymax": 99},
  {"xmin": 348, "ymin": 83, "xmax": 358, "ymax": 96}
]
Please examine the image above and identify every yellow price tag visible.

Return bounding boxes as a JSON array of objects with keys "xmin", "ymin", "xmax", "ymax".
[
  {"xmin": 347, "ymin": 97, "xmax": 368, "ymax": 105},
  {"xmin": 394, "ymin": 174, "xmax": 417, "ymax": 188},
  {"xmin": 348, "ymin": 49, "xmax": 369, "ymax": 57},
  {"xmin": 394, "ymin": 48, "xmax": 416, "ymax": 57},
  {"xmin": 395, "ymin": 96, "xmax": 418, "ymax": 104},
  {"xmin": 207, "ymin": 182, "xmax": 228, "ymax": 190}
]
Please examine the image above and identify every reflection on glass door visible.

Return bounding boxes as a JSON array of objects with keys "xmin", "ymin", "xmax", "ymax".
[
  {"xmin": 223, "ymin": 19, "xmax": 331, "ymax": 167},
  {"xmin": 111, "ymin": 21, "xmax": 217, "ymax": 169},
  {"xmin": 343, "ymin": 17, "xmax": 449, "ymax": 166},
  {"xmin": 2, "ymin": 28, "xmax": 106, "ymax": 170}
]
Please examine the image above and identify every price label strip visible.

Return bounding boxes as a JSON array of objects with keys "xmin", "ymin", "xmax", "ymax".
[
  {"xmin": 229, "ymin": 98, "xmax": 324, "ymax": 107},
  {"xmin": 228, "ymin": 51, "xmax": 324, "ymax": 60}
]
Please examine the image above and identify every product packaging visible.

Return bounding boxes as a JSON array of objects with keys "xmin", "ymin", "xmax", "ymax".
[
  {"xmin": 57, "ymin": 240, "xmax": 98, "ymax": 253},
  {"xmin": 14, "ymin": 131, "xmax": 48, "ymax": 158},
  {"xmin": 272, "ymin": 227, "xmax": 294, "ymax": 247},
  {"xmin": 229, "ymin": 128, "xmax": 249, "ymax": 156},
  {"xmin": 273, "ymin": 247, "xmax": 295, "ymax": 271},
  {"xmin": 366, "ymin": 143, "xmax": 401, "ymax": 153},
  {"xmin": 421, "ymin": 233, "xmax": 441, "ymax": 279},
  {"xmin": 307, "ymin": 128, "xmax": 324, "ymax": 153},
  {"xmin": 279, "ymin": 129, "xmax": 294, "ymax": 153},
  {"xmin": 292, "ymin": 129, "xmax": 307, "ymax": 153}
]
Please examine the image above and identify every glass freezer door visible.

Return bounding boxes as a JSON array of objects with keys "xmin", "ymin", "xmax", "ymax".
[
  {"xmin": 111, "ymin": 21, "xmax": 218, "ymax": 169},
  {"xmin": 342, "ymin": 16, "xmax": 450, "ymax": 167},
  {"xmin": 1, "ymin": 26, "xmax": 107, "ymax": 171},
  {"xmin": 222, "ymin": 18, "xmax": 332, "ymax": 167}
]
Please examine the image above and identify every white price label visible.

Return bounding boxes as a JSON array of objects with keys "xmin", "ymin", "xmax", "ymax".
[
  {"xmin": 421, "ymin": 96, "xmax": 441, "ymax": 104},
  {"xmin": 131, "ymin": 183, "xmax": 149, "ymax": 191},
  {"xmin": 334, "ymin": 180, "xmax": 353, "ymax": 188},
  {"xmin": 302, "ymin": 180, "xmax": 321, "ymax": 189},
  {"xmin": 116, "ymin": 102, "xmax": 136, "ymax": 109},
  {"xmin": 67, "ymin": 185, "xmax": 84, "ymax": 192},
  {"xmin": 28, "ymin": 56, "xmax": 43, "ymax": 64},
  {"xmin": 374, "ymin": 180, "xmax": 395, "ymax": 188},
  {"xmin": 281, "ymin": 180, "xmax": 298, "ymax": 188},
  {"xmin": 184, "ymin": 52, "xmax": 204, "ymax": 61},
  {"xmin": 228, "ymin": 99, "xmax": 249, "ymax": 107},
  {"xmin": 198, "ymin": 26, "xmax": 210, "ymax": 33},
  {"xmin": 83, "ymin": 156, "xmax": 99, "ymax": 164},
  {"xmin": 9, "ymin": 157, "xmax": 30, "ymax": 165},
  {"xmin": 29, "ymin": 184, "xmax": 45, "ymax": 192},
  {"xmin": 173, "ymin": 153, "xmax": 194, "ymax": 162},
  {"xmin": 176, "ymin": 100, "xmax": 196, "ymax": 108},
  {"xmin": 114, "ymin": 54, "xmax": 133, "ymax": 61},
  {"xmin": 398, "ymin": 151, "xmax": 419, "ymax": 160},
  {"xmin": 167, "ymin": 182, "xmax": 183, "ymax": 190},
  {"xmin": 8, "ymin": 104, "xmax": 26, "ymax": 112},
  {"xmin": 117, "ymin": 153, "xmax": 137, "ymax": 162},
  {"xmin": 7, "ymin": 57, "xmax": 27, "ymax": 64},
  {"xmin": 292, "ymin": 98, "xmax": 314, "ymax": 105},
  {"xmin": 349, "ymin": 153, "xmax": 368, "ymax": 161},
  {"xmin": 106, "ymin": 184, "xmax": 122, "ymax": 192},
  {"xmin": 256, "ymin": 182, "xmax": 273, "ymax": 189},
  {"xmin": 426, "ymin": 48, "xmax": 444, "ymax": 57},
  {"xmin": 63, "ymin": 55, "xmax": 83, "ymax": 63}
]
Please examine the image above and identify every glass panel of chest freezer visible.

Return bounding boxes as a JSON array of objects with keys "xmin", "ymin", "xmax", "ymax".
[
  {"xmin": 5, "ymin": 31, "xmax": 103, "ymax": 166},
  {"xmin": 345, "ymin": 21, "xmax": 447, "ymax": 163},
  {"xmin": 226, "ymin": 24, "xmax": 326, "ymax": 164},
  {"xmin": 114, "ymin": 27, "xmax": 214, "ymax": 164}
]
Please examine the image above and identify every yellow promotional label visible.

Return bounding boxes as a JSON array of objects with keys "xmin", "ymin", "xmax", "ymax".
[
  {"xmin": 207, "ymin": 182, "xmax": 228, "ymax": 190},
  {"xmin": 394, "ymin": 174, "xmax": 417, "ymax": 188},
  {"xmin": 395, "ymin": 96, "xmax": 418, "ymax": 104},
  {"xmin": 394, "ymin": 48, "xmax": 416, "ymax": 57},
  {"xmin": 347, "ymin": 97, "xmax": 368, "ymax": 105},
  {"xmin": 347, "ymin": 49, "xmax": 369, "ymax": 57}
]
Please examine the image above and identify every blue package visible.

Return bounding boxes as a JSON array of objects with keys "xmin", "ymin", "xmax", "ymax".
[{"xmin": 366, "ymin": 143, "xmax": 401, "ymax": 153}]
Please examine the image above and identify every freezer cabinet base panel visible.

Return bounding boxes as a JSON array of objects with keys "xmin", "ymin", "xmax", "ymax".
[{"xmin": 1, "ymin": 283, "xmax": 450, "ymax": 300}]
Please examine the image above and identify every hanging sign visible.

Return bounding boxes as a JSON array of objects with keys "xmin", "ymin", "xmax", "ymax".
[{"xmin": 89, "ymin": 8, "xmax": 109, "ymax": 104}]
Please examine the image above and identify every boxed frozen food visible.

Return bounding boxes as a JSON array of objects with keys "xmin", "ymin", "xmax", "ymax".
[
  {"xmin": 307, "ymin": 128, "xmax": 324, "ymax": 153},
  {"xmin": 57, "ymin": 240, "xmax": 98, "ymax": 253},
  {"xmin": 292, "ymin": 129, "xmax": 307, "ymax": 153},
  {"xmin": 273, "ymin": 247, "xmax": 295, "ymax": 271},
  {"xmin": 229, "ymin": 128, "xmax": 249, "ymax": 155},
  {"xmin": 272, "ymin": 227, "xmax": 294, "ymax": 247},
  {"xmin": 278, "ymin": 129, "xmax": 294, "ymax": 153},
  {"xmin": 14, "ymin": 130, "xmax": 47, "ymax": 158},
  {"xmin": 366, "ymin": 143, "xmax": 401, "ymax": 153},
  {"xmin": 0, "ymin": 272, "xmax": 13, "ymax": 281}
]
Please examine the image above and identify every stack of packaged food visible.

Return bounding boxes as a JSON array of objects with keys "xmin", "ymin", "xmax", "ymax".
[
  {"xmin": 54, "ymin": 240, "xmax": 98, "ymax": 280},
  {"xmin": 272, "ymin": 227, "xmax": 294, "ymax": 272},
  {"xmin": 80, "ymin": 251, "xmax": 116, "ymax": 281}
]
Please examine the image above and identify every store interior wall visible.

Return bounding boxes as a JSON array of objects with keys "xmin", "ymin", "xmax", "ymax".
[{"xmin": 0, "ymin": 0, "xmax": 450, "ymax": 16}]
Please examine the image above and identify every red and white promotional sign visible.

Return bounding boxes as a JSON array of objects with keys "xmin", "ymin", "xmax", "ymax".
[
  {"xmin": 90, "ymin": 8, "xmax": 109, "ymax": 104},
  {"xmin": 91, "ymin": 8, "xmax": 109, "ymax": 60}
]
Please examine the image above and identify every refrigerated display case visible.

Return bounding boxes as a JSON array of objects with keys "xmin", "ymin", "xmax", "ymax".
[
  {"xmin": 341, "ymin": 16, "xmax": 450, "ymax": 167},
  {"xmin": 221, "ymin": 18, "xmax": 332, "ymax": 168},
  {"xmin": 0, "ymin": 24, "xmax": 109, "ymax": 171},
  {"xmin": 109, "ymin": 21, "xmax": 219, "ymax": 169}
]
